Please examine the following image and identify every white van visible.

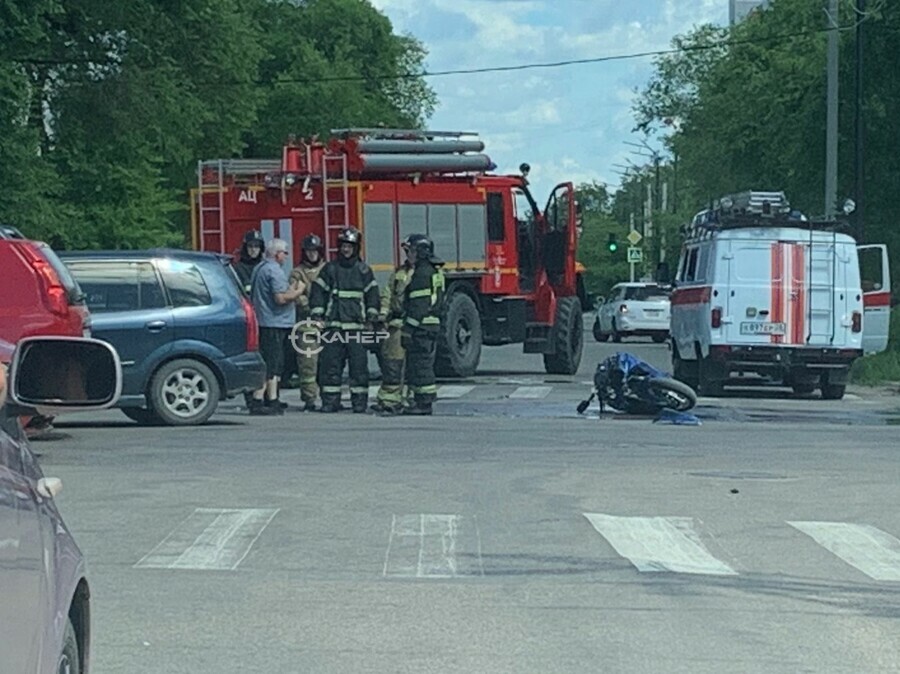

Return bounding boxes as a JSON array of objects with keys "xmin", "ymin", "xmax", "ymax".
[{"xmin": 670, "ymin": 191, "xmax": 891, "ymax": 400}]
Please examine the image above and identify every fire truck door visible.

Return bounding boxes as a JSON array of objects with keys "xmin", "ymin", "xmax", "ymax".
[
  {"xmin": 542, "ymin": 183, "xmax": 577, "ymax": 293},
  {"xmin": 512, "ymin": 187, "xmax": 538, "ymax": 292}
]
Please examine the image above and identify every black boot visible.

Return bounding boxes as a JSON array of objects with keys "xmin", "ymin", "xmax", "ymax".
[
  {"xmin": 320, "ymin": 395, "xmax": 341, "ymax": 413},
  {"xmin": 249, "ymin": 399, "xmax": 277, "ymax": 416},
  {"xmin": 401, "ymin": 403, "xmax": 433, "ymax": 416},
  {"xmin": 265, "ymin": 398, "xmax": 287, "ymax": 413},
  {"xmin": 351, "ymin": 393, "xmax": 368, "ymax": 414}
]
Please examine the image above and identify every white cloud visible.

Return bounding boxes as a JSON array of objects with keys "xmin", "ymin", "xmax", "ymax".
[
  {"xmin": 371, "ymin": 0, "xmax": 728, "ymax": 197},
  {"xmin": 504, "ymin": 100, "xmax": 561, "ymax": 127}
]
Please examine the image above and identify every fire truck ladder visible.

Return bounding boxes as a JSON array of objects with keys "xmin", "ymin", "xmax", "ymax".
[
  {"xmin": 322, "ymin": 152, "xmax": 350, "ymax": 258},
  {"xmin": 806, "ymin": 226, "xmax": 838, "ymax": 345},
  {"xmin": 197, "ymin": 160, "xmax": 225, "ymax": 253}
]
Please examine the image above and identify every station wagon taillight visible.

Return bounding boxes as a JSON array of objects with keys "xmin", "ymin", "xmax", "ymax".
[
  {"xmin": 241, "ymin": 297, "xmax": 260, "ymax": 351},
  {"xmin": 851, "ymin": 311, "xmax": 862, "ymax": 333},
  {"xmin": 711, "ymin": 307, "xmax": 722, "ymax": 329}
]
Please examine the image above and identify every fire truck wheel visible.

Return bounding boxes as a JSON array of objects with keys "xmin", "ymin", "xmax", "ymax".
[
  {"xmin": 148, "ymin": 359, "xmax": 221, "ymax": 426},
  {"xmin": 544, "ymin": 296, "xmax": 583, "ymax": 375},
  {"xmin": 820, "ymin": 382, "xmax": 846, "ymax": 400},
  {"xmin": 435, "ymin": 292, "xmax": 483, "ymax": 378}
]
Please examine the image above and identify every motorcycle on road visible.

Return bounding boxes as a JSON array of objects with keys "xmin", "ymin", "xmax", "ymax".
[{"xmin": 577, "ymin": 352, "xmax": 698, "ymax": 416}]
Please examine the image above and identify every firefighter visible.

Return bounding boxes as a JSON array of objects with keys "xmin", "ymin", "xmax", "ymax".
[
  {"xmin": 401, "ymin": 236, "xmax": 445, "ymax": 416},
  {"xmin": 371, "ymin": 234, "xmax": 425, "ymax": 413},
  {"xmin": 289, "ymin": 234, "xmax": 327, "ymax": 411},
  {"xmin": 309, "ymin": 227, "xmax": 380, "ymax": 413},
  {"xmin": 233, "ymin": 229, "xmax": 265, "ymax": 293}
]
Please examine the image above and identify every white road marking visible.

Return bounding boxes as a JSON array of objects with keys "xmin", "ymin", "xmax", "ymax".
[
  {"xmin": 437, "ymin": 385, "xmax": 475, "ymax": 399},
  {"xmin": 509, "ymin": 386, "xmax": 552, "ymax": 399},
  {"xmin": 584, "ymin": 513, "xmax": 737, "ymax": 575},
  {"xmin": 383, "ymin": 514, "xmax": 484, "ymax": 578},
  {"xmin": 135, "ymin": 508, "xmax": 279, "ymax": 571},
  {"xmin": 788, "ymin": 521, "xmax": 900, "ymax": 581}
]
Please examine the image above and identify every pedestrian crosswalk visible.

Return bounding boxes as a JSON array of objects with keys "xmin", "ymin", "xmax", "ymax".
[{"xmin": 132, "ymin": 507, "xmax": 900, "ymax": 584}]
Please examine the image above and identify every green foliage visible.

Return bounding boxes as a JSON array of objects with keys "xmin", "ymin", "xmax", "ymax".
[
  {"xmin": 576, "ymin": 181, "xmax": 632, "ymax": 299},
  {"xmin": 0, "ymin": 0, "xmax": 435, "ymax": 249},
  {"xmin": 850, "ymin": 308, "xmax": 900, "ymax": 384}
]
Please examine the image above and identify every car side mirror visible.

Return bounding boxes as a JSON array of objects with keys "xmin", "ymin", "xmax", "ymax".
[{"xmin": 8, "ymin": 337, "xmax": 122, "ymax": 412}]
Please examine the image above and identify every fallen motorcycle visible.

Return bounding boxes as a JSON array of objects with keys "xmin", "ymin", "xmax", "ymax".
[{"xmin": 577, "ymin": 352, "xmax": 698, "ymax": 416}]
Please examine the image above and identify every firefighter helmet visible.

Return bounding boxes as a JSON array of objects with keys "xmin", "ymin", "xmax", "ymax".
[
  {"xmin": 337, "ymin": 227, "xmax": 361, "ymax": 245},
  {"xmin": 243, "ymin": 229, "xmax": 264, "ymax": 246},
  {"xmin": 402, "ymin": 233, "xmax": 427, "ymax": 250},
  {"xmin": 302, "ymin": 233, "xmax": 323, "ymax": 251},
  {"xmin": 413, "ymin": 236, "xmax": 434, "ymax": 258}
]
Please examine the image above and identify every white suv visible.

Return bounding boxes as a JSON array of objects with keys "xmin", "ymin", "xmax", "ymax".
[{"xmin": 593, "ymin": 283, "xmax": 671, "ymax": 343}]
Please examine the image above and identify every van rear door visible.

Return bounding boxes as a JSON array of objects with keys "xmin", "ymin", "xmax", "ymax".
[
  {"xmin": 858, "ymin": 244, "xmax": 891, "ymax": 353},
  {"xmin": 725, "ymin": 239, "xmax": 781, "ymax": 345}
]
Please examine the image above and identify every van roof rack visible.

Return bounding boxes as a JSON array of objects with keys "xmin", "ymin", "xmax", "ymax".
[{"xmin": 685, "ymin": 190, "xmax": 850, "ymax": 237}]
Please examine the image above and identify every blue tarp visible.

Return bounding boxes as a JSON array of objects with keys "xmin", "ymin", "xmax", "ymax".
[{"xmin": 653, "ymin": 409, "xmax": 702, "ymax": 426}]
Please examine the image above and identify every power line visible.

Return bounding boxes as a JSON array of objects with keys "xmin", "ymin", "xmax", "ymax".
[{"xmin": 10, "ymin": 18, "xmax": 866, "ymax": 87}]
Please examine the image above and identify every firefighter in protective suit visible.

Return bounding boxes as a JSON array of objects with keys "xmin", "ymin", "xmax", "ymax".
[
  {"xmin": 371, "ymin": 234, "xmax": 425, "ymax": 413},
  {"xmin": 233, "ymin": 229, "xmax": 265, "ymax": 293},
  {"xmin": 401, "ymin": 236, "xmax": 445, "ymax": 415},
  {"xmin": 309, "ymin": 227, "xmax": 380, "ymax": 413},
  {"xmin": 289, "ymin": 234, "xmax": 327, "ymax": 411}
]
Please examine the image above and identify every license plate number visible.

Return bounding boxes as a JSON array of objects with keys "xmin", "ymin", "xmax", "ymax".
[{"xmin": 740, "ymin": 321, "xmax": 785, "ymax": 335}]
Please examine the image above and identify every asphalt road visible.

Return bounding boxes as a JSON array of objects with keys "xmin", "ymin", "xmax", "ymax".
[{"xmin": 40, "ymin": 325, "xmax": 900, "ymax": 673}]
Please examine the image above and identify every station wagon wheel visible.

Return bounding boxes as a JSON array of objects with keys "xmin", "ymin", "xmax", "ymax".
[
  {"xmin": 611, "ymin": 319, "xmax": 622, "ymax": 343},
  {"xmin": 149, "ymin": 359, "xmax": 221, "ymax": 426},
  {"xmin": 58, "ymin": 619, "xmax": 80, "ymax": 674}
]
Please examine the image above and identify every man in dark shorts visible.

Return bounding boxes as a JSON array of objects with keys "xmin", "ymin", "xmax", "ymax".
[{"xmin": 249, "ymin": 239, "xmax": 304, "ymax": 415}]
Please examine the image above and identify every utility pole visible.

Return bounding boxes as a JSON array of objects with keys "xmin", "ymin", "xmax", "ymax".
[
  {"xmin": 855, "ymin": 0, "xmax": 866, "ymax": 241},
  {"xmin": 824, "ymin": 0, "xmax": 839, "ymax": 219}
]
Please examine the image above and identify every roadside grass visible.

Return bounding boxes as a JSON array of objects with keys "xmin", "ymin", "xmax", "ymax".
[{"xmin": 850, "ymin": 308, "xmax": 900, "ymax": 386}]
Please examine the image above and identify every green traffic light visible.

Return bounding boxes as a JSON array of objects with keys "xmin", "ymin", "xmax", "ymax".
[{"xmin": 609, "ymin": 243, "xmax": 618, "ymax": 252}]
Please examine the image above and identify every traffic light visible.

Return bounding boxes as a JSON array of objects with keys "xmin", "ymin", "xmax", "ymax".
[{"xmin": 607, "ymin": 233, "xmax": 618, "ymax": 253}]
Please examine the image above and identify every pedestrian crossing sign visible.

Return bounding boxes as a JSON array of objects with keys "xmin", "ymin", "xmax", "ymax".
[{"xmin": 627, "ymin": 247, "xmax": 643, "ymax": 263}]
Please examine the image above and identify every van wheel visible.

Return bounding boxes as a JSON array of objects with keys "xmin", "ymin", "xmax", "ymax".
[
  {"xmin": 149, "ymin": 359, "xmax": 220, "ymax": 426},
  {"xmin": 435, "ymin": 292, "xmax": 483, "ymax": 378},
  {"xmin": 121, "ymin": 408, "xmax": 163, "ymax": 425},
  {"xmin": 821, "ymin": 383, "xmax": 846, "ymax": 400},
  {"xmin": 58, "ymin": 618, "xmax": 80, "ymax": 674},
  {"xmin": 673, "ymin": 350, "xmax": 699, "ymax": 391},
  {"xmin": 698, "ymin": 357, "xmax": 724, "ymax": 396},
  {"xmin": 544, "ymin": 296, "xmax": 584, "ymax": 375}
]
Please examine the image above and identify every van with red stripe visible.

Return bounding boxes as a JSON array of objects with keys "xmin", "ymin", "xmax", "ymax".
[{"xmin": 670, "ymin": 191, "xmax": 891, "ymax": 400}]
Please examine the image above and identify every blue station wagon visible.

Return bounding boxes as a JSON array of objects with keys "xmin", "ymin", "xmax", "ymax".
[{"xmin": 61, "ymin": 250, "xmax": 265, "ymax": 425}]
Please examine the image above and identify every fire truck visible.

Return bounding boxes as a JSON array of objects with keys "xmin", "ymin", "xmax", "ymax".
[{"xmin": 190, "ymin": 128, "xmax": 584, "ymax": 377}]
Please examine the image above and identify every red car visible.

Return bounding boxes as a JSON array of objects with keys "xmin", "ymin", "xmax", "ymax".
[
  {"xmin": 0, "ymin": 238, "xmax": 91, "ymax": 345},
  {"xmin": 0, "ymin": 237, "xmax": 92, "ymax": 436}
]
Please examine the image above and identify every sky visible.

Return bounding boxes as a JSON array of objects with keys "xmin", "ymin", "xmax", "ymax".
[{"xmin": 369, "ymin": 0, "xmax": 729, "ymax": 203}]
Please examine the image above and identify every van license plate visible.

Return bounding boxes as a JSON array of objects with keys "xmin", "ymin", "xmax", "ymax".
[{"xmin": 740, "ymin": 322, "xmax": 786, "ymax": 335}]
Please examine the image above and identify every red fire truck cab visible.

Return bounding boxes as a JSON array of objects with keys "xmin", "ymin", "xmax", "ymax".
[{"xmin": 191, "ymin": 128, "xmax": 584, "ymax": 377}]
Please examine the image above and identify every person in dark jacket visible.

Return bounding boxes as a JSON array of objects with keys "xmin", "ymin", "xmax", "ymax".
[
  {"xmin": 233, "ymin": 230, "xmax": 265, "ymax": 293},
  {"xmin": 400, "ymin": 236, "xmax": 445, "ymax": 416},
  {"xmin": 309, "ymin": 227, "xmax": 380, "ymax": 413}
]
